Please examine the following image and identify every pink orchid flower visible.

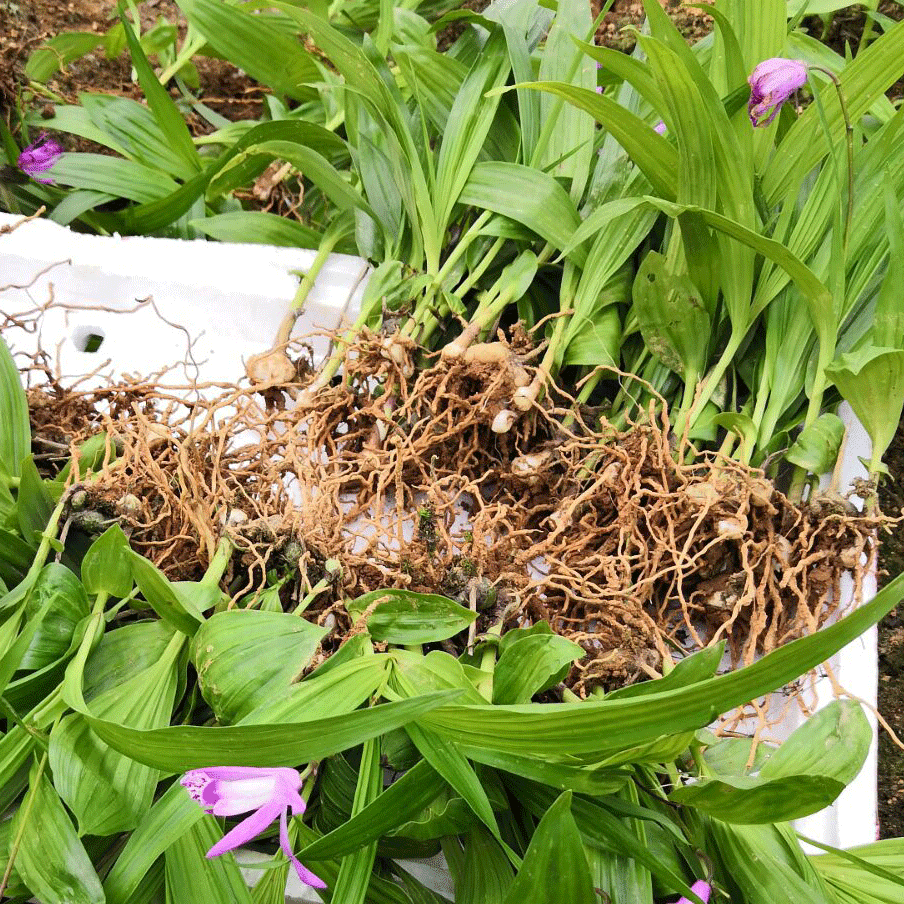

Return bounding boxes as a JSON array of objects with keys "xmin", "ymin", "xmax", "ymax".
[
  {"xmin": 747, "ymin": 58, "xmax": 809, "ymax": 127},
  {"xmin": 677, "ymin": 879, "xmax": 712, "ymax": 903},
  {"xmin": 181, "ymin": 766, "xmax": 326, "ymax": 889},
  {"xmin": 17, "ymin": 133, "xmax": 63, "ymax": 184}
]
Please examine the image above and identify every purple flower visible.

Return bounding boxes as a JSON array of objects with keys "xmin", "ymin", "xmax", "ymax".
[
  {"xmin": 677, "ymin": 880, "xmax": 712, "ymax": 904},
  {"xmin": 747, "ymin": 58, "xmax": 809, "ymax": 127},
  {"xmin": 17, "ymin": 133, "xmax": 63, "ymax": 184},
  {"xmin": 654, "ymin": 120, "xmax": 667, "ymax": 135},
  {"xmin": 181, "ymin": 766, "xmax": 326, "ymax": 889}
]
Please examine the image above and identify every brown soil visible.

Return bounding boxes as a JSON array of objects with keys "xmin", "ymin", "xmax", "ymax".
[
  {"xmin": 877, "ymin": 420, "xmax": 904, "ymax": 839},
  {"xmin": 0, "ymin": 0, "xmax": 263, "ymax": 130}
]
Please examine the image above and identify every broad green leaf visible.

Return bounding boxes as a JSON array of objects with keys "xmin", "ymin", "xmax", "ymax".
[
  {"xmin": 405, "ymin": 722, "xmax": 505, "ymax": 844},
  {"xmin": 826, "ymin": 346, "xmax": 904, "ymax": 465},
  {"xmin": 25, "ymin": 32, "xmax": 102, "ymax": 82},
  {"xmin": 348, "ymin": 588, "xmax": 476, "ymax": 644},
  {"xmin": 21, "ymin": 563, "xmax": 89, "ymax": 670},
  {"xmin": 606, "ymin": 642, "xmax": 725, "ymax": 701},
  {"xmin": 492, "ymin": 634, "xmax": 584, "ymax": 704},
  {"xmin": 512, "ymin": 82, "xmax": 678, "ymax": 200},
  {"xmin": 785, "ymin": 413, "xmax": 845, "ymax": 474},
  {"xmin": 49, "ymin": 152, "xmax": 178, "ymax": 203},
  {"xmin": 0, "ymin": 334, "xmax": 31, "ymax": 481},
  {"xmin": 16, "ymin": 456, "xmax": 54, "ymax": 543},
  {"xmin": 192, "ymin": 610, "xmax": 327, "ymax": 721},
  {"xmin": 458, "ymin": 826, "xmax": 515, "ymax": 904},
  {"xmin": 13, "ymin": 762, "xmax": 105, "ymax": 904},
  {"xmin": 416, "ymin": 572, "xmax": 904, "ymax": 758},
  {"xmin": 760, "ymin": 701, "xmax": 871, "ymax": 785},
  {"xmin": 71, "ymin": 689, "xmax": 460, "ymax": 771},
  {"xmin": 502, "ymin": 792, "xmax": 596, "ymax": 904},
  {"xmin": 809, "ymin": 837, "xmax": 904, "ymax": 903},
  {"xmin": 670, "ymin": 773, "xmax": 846, "ymax": 824},
  {"xmin": 178, "ymin": 0, "xmax": 318, "ymax": 101},
  {"xmin": 209, "ymin": 140, "xmax": 370, "ymax": 215},
  {"xmin": 129, "ymin": 549, "xmax": 204, "ymax": 635},
  {"xmin": 81, "ymin": 524, "xmax": 133, "ymax": 598},
  {"xmin": 632, "ymin": 251, "xmax": 711, "ymax": 382},
  {"xmin": 458, "ymin": 161, "xmax": 585, "ymax": 264},
  {"xmin": 50, "ymin": 631, "xmax": 185, "ymax": 835},
  {"xmin": 190, "ymin": 212, "xmax": 321, "ymax": 249},
  {"xmin": 104, "ymin": 780, "xmax": 204, "ymax": 904},
  {"xmin": 165, "ymin": 813, "xmax": 254, "ymax": 904}
]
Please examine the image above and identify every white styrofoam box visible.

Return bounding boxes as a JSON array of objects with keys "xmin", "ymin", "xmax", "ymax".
[
  {"xmin": 0, "ymin": 213, "xmax": 882, "ymax": 897},
  {"xmin": 0, "ymin": 213, "xmax": 370, "ymax": 386}
]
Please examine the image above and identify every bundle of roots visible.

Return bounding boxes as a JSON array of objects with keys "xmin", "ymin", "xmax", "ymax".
[{"xmin": 16, "ymin": 321, "xmax": 883, "ymax": 697}]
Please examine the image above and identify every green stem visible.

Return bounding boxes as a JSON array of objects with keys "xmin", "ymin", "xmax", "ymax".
[
  {"xmin": 677, "ymin": 330, "xmax": 744, "ymax": 439},
  {"xmin": 201, "ymin": 537, "xmax": 233, "ymax": 588},
  {"xmin": 810, "ymin": 66, "xmax": 854, "ymax": 255}
]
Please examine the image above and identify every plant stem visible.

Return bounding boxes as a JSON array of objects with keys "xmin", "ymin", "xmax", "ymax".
[
  {"xmin": 201, "ymin": 537, "xmax": 233, "ymax": 588},
  {"xmin": 810, "ymin": 66, "xmax": 854, "ymax": 255}
]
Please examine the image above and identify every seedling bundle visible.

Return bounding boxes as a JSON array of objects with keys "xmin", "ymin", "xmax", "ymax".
[{"xmin": 2, "ymin": 0, "xmax": 904, "ymax": 901}]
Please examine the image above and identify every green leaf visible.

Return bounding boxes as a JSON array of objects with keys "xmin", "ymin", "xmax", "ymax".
[
  {"xmin": 416, "ymin": 571, "xmax": 904, "ymax": 758},
  {"xmin": 492, "ymin": 634, "xmax": 584, "ymax": 704},
  {"xmin": 177, "ymin": 0, "xmax": 318, "ymax": 101},
  {"xmin": 458, "ymin": 161, "xmax": 585, "ymax": 264},
  {"xmin": 192, "ymin": 610, "xmax": 327, "ymax": 721},
  {"xmin": 81, "ymin": 524, "xmax": 133, "ymax": 598},
  {"xmin": 512, "ymin": 82, "xmax": 678, "ymax": 200},
  {"xmin": 70, "ymin": 689, "xmax": 460, "ymax": 771},
  {"xmin": 458, "ymin": 826, "xmax": 515, "ymax": 904},
  {"xmin": 632, "ymin": 251, "xmax": 711, "ymax": 381},
  {"xmin": 671, "ymin": 703, "xmax": 870, "ymax": 824},
  {"xmin": 502, "ymin": 791, "xmax": 596, "ymax": 904},
  {"xmin": 49, "ymin": 153, "xmax": 178, "ymax": 203},
  {"xmin": 16, "ymin": 457, "xmax": 53, "ymax": 543},
  {"xmin": 25, "ymin": 32, "xmax": 103, "ymax": 82},
  {"xmin": 190, "ymin": 211, "xmax": 321, "ymax": 249},
  {"xmin": 348, "ymin": 588, "xmax": 477, "ymax": 644},
  {"xmin": 129, "ymin": 549, "xmax": 204, "ymax": 635},
  {"xmin": 670, "ymin": 773, "xmax": 846, "ymax": 825},
  {"xmin": 606, "ymin": 643, "xmax": 725, "ymax": 701},
  {"xmin": 759, "ymin": 700, "xmax": 871, "ymax": 786},
  {"xmin": 103, "ymin": 780, "xmax": 204, "ymax": 904},
  {"xmin": 826, "ymin": 346, "xmax": 904, "ymax": 465},
  {"xmin": 13, "ymin": 762, "xmax": 105, "ymax": 904},
  {"xmin": 785, "ymin": 413, "xmax": 845, "ymax": 474},
  {"xmin": 21, "ymin": 563, "xmax": 89, "ymax": 670},
  {"xmin": 50, "ymin": 631, "xmax": 184, "ymax": 835},
  {"xmin": 121, "ymin": 18, "xmax": 201, "ymax": 176}
]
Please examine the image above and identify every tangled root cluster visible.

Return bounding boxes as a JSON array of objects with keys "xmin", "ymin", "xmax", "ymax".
[{"xmin": 20, "ymin": 327, "xmax": 881, "ymax": 693}]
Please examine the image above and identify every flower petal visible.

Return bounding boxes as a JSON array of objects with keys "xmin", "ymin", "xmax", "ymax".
[
  {"xmin": 280, "ymin": 809, "xmax": 327, "ymax": 889},
  {"xmin": 206, "ymin": 802, "xmax": 284, "ymax": 858},
  {"xmin": 677, "ymin": 879, "xmax": 712, "ymax": 904}
]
